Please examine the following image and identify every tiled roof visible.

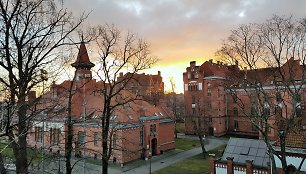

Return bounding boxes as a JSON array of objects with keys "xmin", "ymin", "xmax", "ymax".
[
  {"xmin": 71, "ymin": 42, "xmax": 95, "ymax": 68},
  {"xmin": 274, "ymin": 131, "xmax": 306, "ymax": 149}
]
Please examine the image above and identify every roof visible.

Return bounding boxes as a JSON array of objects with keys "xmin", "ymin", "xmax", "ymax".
[
  {"xmin": 221, "ymin": 138, "xmax": 269, "ymax": 167},
  {"xmin": 160, "ymin": 118, "xmax": 173, "ymax": 123},
  {"xmin": 139, "ymin": 115, "xmax": 160, "ymax": 121},
  {"xmin": 71, "ymin": 42, "xmax": 95, "ymax": 68},
  {"xmin": 73, "ymin": 122, "xmax": 142, "ymax": 129},
  {"xmin": 274, "ymin": 131, "xmax": 306, "ymax": 149}
]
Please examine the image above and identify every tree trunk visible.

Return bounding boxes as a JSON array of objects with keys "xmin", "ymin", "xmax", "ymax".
[
  {"xmin": 65, "ymin": 116, "xmax": 73, "ymax": 174},
  {"xmin": 102, "ymin": 133, "xmax": 109, "ymax": 174},
  {"xmin": 0, "ymin": 153, "xmax": 6, "ymax": 174},
  {"xmin": 15, "ymin": 99, "xmax": 28, "ymax": 174},
  {"xmin": 198, "ymin": 135, "xmax": 206, "ymax": 156},
  {"xmin": 65, "ymin": 83, "xmax": 74, "ymax": 174}
]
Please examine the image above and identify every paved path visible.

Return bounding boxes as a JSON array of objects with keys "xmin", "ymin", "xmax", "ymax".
[
  {"xmin": 121, "ymin": 137, "xmax": 227, "ymax": 174},
  {"xmin": 33, "ymin": 136, "xmax": 228, "ymax": 174}
]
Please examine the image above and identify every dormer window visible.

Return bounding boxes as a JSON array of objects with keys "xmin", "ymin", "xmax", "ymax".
[{"xmin": 110, "ymin": 115, "xmax": 118, "ymax": 121}]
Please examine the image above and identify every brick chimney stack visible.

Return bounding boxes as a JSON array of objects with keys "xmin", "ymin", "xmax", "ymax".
[{"xmin": 226, "ymin": 157, "xmax": 234, "ymax": 174}]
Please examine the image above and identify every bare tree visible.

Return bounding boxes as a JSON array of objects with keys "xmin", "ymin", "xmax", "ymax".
[
  {"xmin": 93, "ymin": 25, "xmax": 157, "ymax": 174},
  {"xmin": 217, "ymin": 15, "xmax": 306, "ymax": 174},
  {"xmin": 191, "ymin": 95, "xmax": 208, "ymax": 156},
  {"xmin": 0, "ymin": 0, "xmax": 87, "ymax": 173}
]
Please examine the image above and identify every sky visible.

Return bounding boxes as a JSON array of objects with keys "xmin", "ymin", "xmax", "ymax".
[{"xmin": 64, "ymin": 0, "xmax": 306, "ymax": 93}]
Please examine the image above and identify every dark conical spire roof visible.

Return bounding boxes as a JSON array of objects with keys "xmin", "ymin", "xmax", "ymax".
[{"xmin": 71, "ymin": 41, "xmax": 95, "ymax": 69}]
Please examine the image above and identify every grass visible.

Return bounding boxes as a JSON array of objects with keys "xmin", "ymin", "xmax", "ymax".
[
  {"xmin": 175, "ymin": 138, "xmax": 201, "ymax": 150},
  {"xmin": 175, "ymin": 123, "xmax": 185, "ymax": 133},
  {"xmin": 153, "ymin": 144, "xmax": 227, "ymax": 174},
  {"xmin": 0, "ymin": 142, "xmax": 56, "ymax": 164}
]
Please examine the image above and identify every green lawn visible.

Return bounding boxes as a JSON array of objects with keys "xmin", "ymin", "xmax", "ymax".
[
  {"xmin": 153, "ymin": 144, "xmax": 226, "ymax": 174},
  {"xmin": 175, "ymin": 138, "xmax": 202, "ymax": 150},
  {"xmin": 175, "ymin": 123, "xmax": 185, "ymax": 133},
  {"xmin": 0, "ymin": 142, "xmax": 57, "ymax": 164}
]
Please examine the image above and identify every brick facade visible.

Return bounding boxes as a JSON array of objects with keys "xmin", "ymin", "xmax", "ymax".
[
  {"xmin": 183, "ymin": 59, "xmax": 306, "ymax": 138},
  {"xmin": 27, "ymin": 42, "xmax": 175, "ymax": 164}
]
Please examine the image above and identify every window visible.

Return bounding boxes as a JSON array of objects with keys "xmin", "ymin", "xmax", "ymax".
[
  {"xmin": 78, "ymin": 131, "xmax": 85, "ymax": 146},
  {"xmin": 112, "ymin": 133, "xmax": 117, "ymax": 148},
  {"xmin": 233, "ymin": 107, "xmax": 238, "ymax": 116},
  {"xmin": 294, "ymin": 93, "xmax": 302, "ymax": 117},
  {"xmin": 275, "ymin": 106, "xmax": 282, "ymax": 115},
  {"xmin": 150, "ymin": 124, "xmax": 157, "ymax": 136},
  {"xmin": 217, "ymin": 88, "xmax": 221, "ymax": 98},
  {"xmin": 207, "ymin": 102, "xmax": 212, "ymax": 109},
  {"xmin": 207, "ymin": 88, "xmax": 211, "ymax": 96},
  {"xmin": 276, "ymin": 92, "xmax": 282, "ymax": 103},
  {"xmin": 209, "ymin": 117, "xmax": 212, "ymax": 123},
  {"xmin": 192, "ymin": 108, "xmax": 195, "ymax": 114},
  {"xmin": 140, "ymin": 130, "xmax": 144, "ymax": 146},
  {"xmin": 195, "ymin": 72, "xmax": 199, "ymax": 78},
  {"xmin": 34, "ymin": 126, "xmax": 43, "ymax": 142},
  {"xmin": 50, "ymin": 128, "xmax": 60, "ymax": 145},
  {"xmin": 184, "ymin": 84, "xmax": 188, "ymax": 91},
  {"xmin": 94, "ymin": 132, "xmax": 99, "ymax": 147},
  {"xmin": 110, "ymin": 115, "xmax": 118, "ymax": 121},
  {"xmin": 198, "ymin": 83, "xmax": 202, "ymax": 90},
  {"xmin": 192, "ymin": 96, "xmax": 195, "ymax": 104},
  {"xmin": 234, "ymin": 120, "xmax": 239, "ymax": 129}
]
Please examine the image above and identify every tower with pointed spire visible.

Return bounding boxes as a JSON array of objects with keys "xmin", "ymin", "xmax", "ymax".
[{"xmin": 71, "ymin": 40, "xmax": 95, "ymax": 81}]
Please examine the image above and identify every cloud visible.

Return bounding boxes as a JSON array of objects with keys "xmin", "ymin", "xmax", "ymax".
[{"xmin": 63, "ymin": 0, "xmax": 306, "ymax": 93}]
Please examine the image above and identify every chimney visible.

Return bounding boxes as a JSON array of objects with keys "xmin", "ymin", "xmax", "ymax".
[
  {"xmin": 209, "ymin": 59, "xmax": 213, "ymax": 63},
  {"xmin": 226, "ymin": 157, "xmax": 234, "ymax": 174},
  {"xmin": 119, "ymin": 72, "xmax": 123, "ymax": 77},
  {"xmin": 190, "ymin": 61, "xmax": 196, "ymax": 67},
  {"xmin": 158, "ymin": 71, "xmax": 161, "ymax": 76},
  {"xmin": 209, "ymin": 154, "xmax": 216, "ymax": 174},
  {"xmin": 246, "ymin": 160, "xmax": 253, "ymax": 174}
]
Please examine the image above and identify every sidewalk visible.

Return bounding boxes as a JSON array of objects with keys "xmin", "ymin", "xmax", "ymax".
[
  {"xmin": 121, "ymin": 137, "xmax": 228, "ymax": 174},
  {"xmin": 32, "ymin": 136, "xmax": 228, "ymax": 174}
]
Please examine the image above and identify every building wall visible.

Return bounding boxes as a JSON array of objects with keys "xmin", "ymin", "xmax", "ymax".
[
  {"xmin": 27, "ymin": 118, "xmax": 175, "ymax": 164},
  {"xmin": 183, "ymin": 60, "xmax": 235, "ymax": 137},
  {"xmin": 158, "ymin": 122, "xmax": 175, "ymax": 152},
  {"xmin": 184, "ymin": 59, "xmax": 306, "ymax": 139}
]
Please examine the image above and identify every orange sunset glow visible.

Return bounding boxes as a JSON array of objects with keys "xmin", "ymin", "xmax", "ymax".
[{"xmin": 64, "ymin": 0, "xmax": 306, "ymax": 93}]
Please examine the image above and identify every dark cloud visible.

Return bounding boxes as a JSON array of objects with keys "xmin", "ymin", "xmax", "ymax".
[{"xmin": 63, "ymin": 0, "xmax": 306, "ymax": 92}]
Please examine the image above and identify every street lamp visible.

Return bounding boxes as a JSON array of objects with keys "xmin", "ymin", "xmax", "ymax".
[
  {"xmin": 57, "ymin": 150, "xmax": 61, "ymax": 174},
  {"xmin": 40, "ymin": 69, "xmax": 48, "ymax": 173},
  {"xmin": 147, "ymin": 137, "xmax": 152, "ymax": 174}
]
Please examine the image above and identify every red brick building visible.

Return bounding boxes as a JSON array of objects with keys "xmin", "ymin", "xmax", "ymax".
[
  {"xmin": 27, "ymin": 42, "xmax": 175, "ymax": 164},
  {"xmin": 183, "ymin": 58, "xmax": 306, "ymax": 139},
  {"xmin": 117, "ymin": 71, "xmax": 164, "ymax": 105}
]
